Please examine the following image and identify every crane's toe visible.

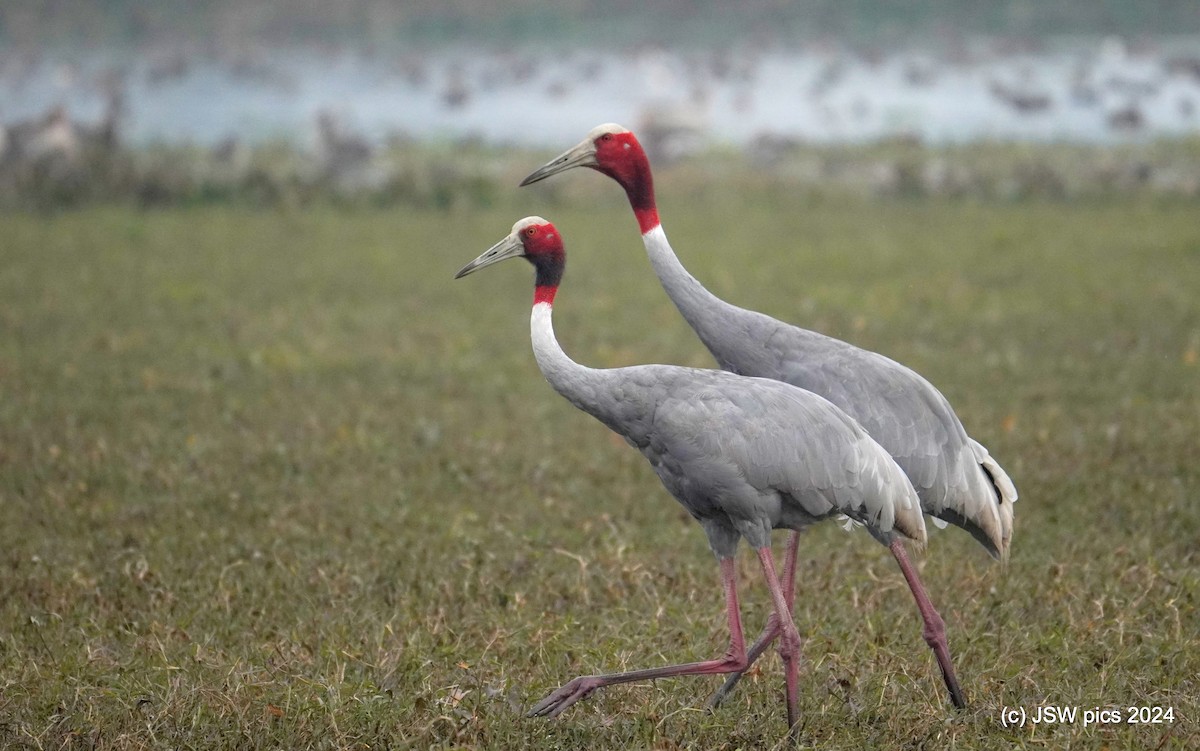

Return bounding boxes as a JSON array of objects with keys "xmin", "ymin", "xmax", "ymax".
[
  {"xmin": 947, "ymin": 674, "xmax": 968, "ymax": 710},
  {"xmin": 527, "ymin": 675, "xmax": 604, "ymax": 718}
]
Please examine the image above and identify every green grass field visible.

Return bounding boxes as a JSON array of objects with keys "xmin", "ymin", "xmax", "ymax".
[{"xmin": 2, "ymin": 183, "xmax": 1198, "ymax": 748}]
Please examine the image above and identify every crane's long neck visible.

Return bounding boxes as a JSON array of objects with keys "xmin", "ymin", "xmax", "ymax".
[
  {"xmin": 530, "ymin": 300, "xmax": 610, "ymax": 422},
  {"xmin": 613, "ymin": 158, "xmax": 747, "ymax": 363},
  {"xmin": 641, "ymin": 224, "xmax": 745, "ymax": 361}
]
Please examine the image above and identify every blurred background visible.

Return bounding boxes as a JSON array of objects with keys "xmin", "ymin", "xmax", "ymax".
[
  {"xmin": 4, "ymin": 5, "xmax": 1200, "ymax": 748},
  {"xmin": 3, "ymin": 0, "xmax": 1200, "ymax": 208}
]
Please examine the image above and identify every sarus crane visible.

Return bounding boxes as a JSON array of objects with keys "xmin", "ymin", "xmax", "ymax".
[
  {"xmin": 521, "ymin": 124, "xmax": 1017, "ymax": 708},
  {"xmin": 456, "ymin": 216, "xmax": 939, "ymax": 740}
]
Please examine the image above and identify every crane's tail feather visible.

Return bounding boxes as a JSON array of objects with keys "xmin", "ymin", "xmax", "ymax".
[
  {"xmin": 975, "ymin": 442, "xmax": 1017, "ymax": 560},
  {"xmin": 893, "ymin": 500, "xmax": 927, "ymax": 549},
  {"xmin": 963, "ymin": 439, "xmax": 1017, "ymax": 561},
  {"xmin": 922, "ymin": 440, "xmax": 1016, "ymax": 561},
  {"xmin": 932, "ymin": 507, "xmax": 1002, "ymax": 559},
  {"xmin": 872, "ymin": 447, "xmax": 927, "ymax": 547}
]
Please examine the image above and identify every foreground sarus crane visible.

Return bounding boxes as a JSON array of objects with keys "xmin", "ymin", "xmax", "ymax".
[
  {"xmin": 521, "ymin": 123, "xmax": 1018, "ymax": 709},
  {"xmin": 456, "ymin": 216, "xmax": 933, "ymax": 740}
]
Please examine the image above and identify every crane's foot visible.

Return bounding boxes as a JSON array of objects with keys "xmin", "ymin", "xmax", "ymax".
[
  {"xmin": 787, "ymin": 716, "xmax": 803, "ymax": 743},
  {"xmin": 527, "ymin": 675, "xmax": 605, "ymax": 718},
  {"xmin": 933, "ymin": 637, "xmax": 967, "ymax": 709},
  {"xmin": 947, "ymin": 672, "xmax": 967, "ymax": 710}
]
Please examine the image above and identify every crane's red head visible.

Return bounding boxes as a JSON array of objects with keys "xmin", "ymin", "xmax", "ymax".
[
  {"xmin": 520, "ymin": 123, "xmax": 659, "ymax": 234},
  {"xmin": 454, "ymin": 216, "xmax": 564, "ymax": 305}
]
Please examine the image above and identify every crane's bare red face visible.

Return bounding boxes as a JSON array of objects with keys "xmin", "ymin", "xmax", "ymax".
[
  {"xmin": 592, "ymin": 130, "xmax": 638, "ymax": 172},
  {"xmin": 518, "ymin": 221, "xmax": 562, "ymax": 259}
]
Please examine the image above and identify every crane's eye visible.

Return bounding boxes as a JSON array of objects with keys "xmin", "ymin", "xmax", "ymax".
[
  {"xmin": 526, "ymin": 227, "xmax": 536, "ymax": 236},
  {"xmin": 601, "ymin": 133, "xmax": 612, "ymax": 142}
]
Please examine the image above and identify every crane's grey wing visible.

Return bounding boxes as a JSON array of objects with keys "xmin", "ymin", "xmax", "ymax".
[
  {"xmin": 761, "ymin": 326, "xmax": 1013, "ymax": 557},
  {"xmin": 639, "ymin": 371, "xmax": 925, "ymax": 547}
]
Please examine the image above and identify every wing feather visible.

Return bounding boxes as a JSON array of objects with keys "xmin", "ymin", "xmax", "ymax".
[
  {"xmin": 753, "ymin": 324, "xmax": 1011, "ymax": 556},
  {"xmin": 632, "ymin": 369, "xmax": 925, "ymax": 545}
]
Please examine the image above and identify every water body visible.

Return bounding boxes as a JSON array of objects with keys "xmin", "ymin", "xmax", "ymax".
[{"xmin": 3, "ymin": 39, "xmax": 1199, "ymax": 149}]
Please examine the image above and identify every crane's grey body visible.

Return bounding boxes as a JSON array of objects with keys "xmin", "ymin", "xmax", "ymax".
[
  {"xmin": 642, "ymin": 225, "xmax": 1016, "ymax": 556},
  {"xmin": 532, "ymin": 303, "xmax": 925, "ymax": 557}
]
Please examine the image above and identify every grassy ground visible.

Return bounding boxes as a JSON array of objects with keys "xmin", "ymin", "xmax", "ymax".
[{"xmin": 1, "ymin": 184, "xmax": 1198, "ymax": 749}]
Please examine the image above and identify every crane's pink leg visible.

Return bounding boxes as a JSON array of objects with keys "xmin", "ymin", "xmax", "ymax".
[
  {"xmin": 890, "ymin": 539, "xmax": 967, "ymax": 709},
  {"xmin": 780, "ymin": 530, "xmax": 801, "ymax": 609},
  {"xmin": 527, "ymin": 557, "xmax": 748, "ymax": 719},
  {"xmin": 755, "ymin": 545, "xmax": 804, "ymax": 740},
  {"xmin": 706, "ymin": 530, "xmax": 802, "ymax": 709}
]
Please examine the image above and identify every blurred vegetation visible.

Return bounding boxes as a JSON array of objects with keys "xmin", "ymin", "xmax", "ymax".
[
  {"xmin": 0, "ymin": 138, "xmax": 506, "ymax": 212},
  {"xmin": 4, "ymin": 136, "xmax": 1200, "ymax": 212},
  {"xmin": 2, "ymin": 0, "xmax": 1199, "ymax": 50}
]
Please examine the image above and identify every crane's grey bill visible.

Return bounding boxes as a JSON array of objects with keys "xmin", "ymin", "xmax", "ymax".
[
  {"xmin": 454, "ymin": 234, "xmax": 525, "ymax": 278},
  {"xmin": 519, "ymin": 140, "xmax": 597, "ymax": 186}
]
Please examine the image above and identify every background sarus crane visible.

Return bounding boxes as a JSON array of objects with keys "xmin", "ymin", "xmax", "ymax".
[
  {"xmin": 455, "ymin": 216, "xmax": 943, "ymax": 740},
  {"xmin": 521, "ymin": 123, "xmax": 1018, "ymax": 708}
]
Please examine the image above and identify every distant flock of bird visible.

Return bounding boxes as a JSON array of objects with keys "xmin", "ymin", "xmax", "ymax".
[
  {"xmin": 5, "ymin": 35, "xmax": 1200, "ymax": 202},
  {"xmin": 455, "ymin": 124, "xmax": 1017, "ymax": 739},
  {"xmin": 6, "ymin": 102, "xmax": 1198, "ymax": 207},
  {"xmin": 0, "ymin": 99, "xmax": 121, "ymax": 175},
  {"xmin": 5, "ymin": 36, "xmax": 1200, "ymax": 171}
]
